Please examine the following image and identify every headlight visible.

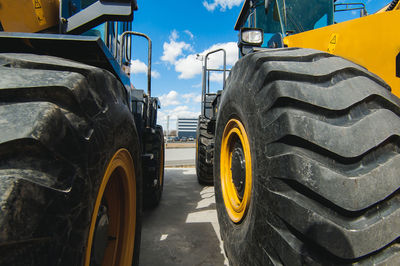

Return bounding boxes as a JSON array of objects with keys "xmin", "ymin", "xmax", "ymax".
[{"xmin": 239, "ymin": 28, "xmax": 263, "ymax": 46}]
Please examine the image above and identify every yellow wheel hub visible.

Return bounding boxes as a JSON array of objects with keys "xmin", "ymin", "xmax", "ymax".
[
  {"xmin": 85, "ymin": 149, "xmax": 136, "ymax": 266},
  {"xmin": 220, "ymin": 118, "xmax": 252, "ymax": 223}
]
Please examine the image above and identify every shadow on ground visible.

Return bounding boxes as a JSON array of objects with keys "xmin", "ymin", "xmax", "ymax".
[{"xmin": 139, "ymin": 168, "xmax": 227, "ymax": 266}]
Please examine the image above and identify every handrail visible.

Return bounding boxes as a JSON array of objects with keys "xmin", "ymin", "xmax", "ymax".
[
  {"xmin": 201, "ymin": 48, "xmax": 228, "ymax": 117},
  {"xmin": 120, "ymin": 31, "xmax": 153, "ymax": 128},
  {"xmin": 120, "ymin": 31, "xmax": 152, "ymax": 97}
]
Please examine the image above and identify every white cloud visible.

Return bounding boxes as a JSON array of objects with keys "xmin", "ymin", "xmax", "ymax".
[
  {"xmin": 130, "ymin": 59, "xmax": 160, "ymax": 79},
  {"xmin": 172, "ymin": 105, "xmax": 199, "ymax": 118},
  {"xmin": 192, "ymin": 82, "xmax": 202, "ymax": 88},
  {"xmin": 207, "ymin": 42, "xmax": 239, "ymax": 66},
  {"xmin": 161, "ymin": 30, "xmax": 192, "ymax": 64},
  {"xmin": 210, "ymin": 72, "xmax": 224, "ymax": 83},
  {"xmin": 158, "ymin": 90, "xmax": 202, "ymax": 107},
  {"xmin": 184, "ymin": 30, "xmax": 194, "ymax": 40},
  {"xmin": 182, "ymin": 93, "xmax": 202, "ymax": 103},
  {"xmin": 158, "ymin": 90, "xmax": 180, "ymax": 107},
  {"xmin": 155, "ymin": 89, "xmax": 202, "ymax": 131},
  {"xmin": 203, "ymin": 0, "xmax": 243, "ymax": 11},
  {"xmin": 175, "ymin": 54, "xmax": 203, "ymax": 79},
  {"xmin": 158, "ymin": 106, "xmax": 200, "ymax": 131},
  {"xmin": 170, "ymin": 29, "xmax": 179, "ymax": 41},
  {"xmin": 152, "ymin": 71, "xmax": 160, "ymax": 79},
  {"xmin": 130, "ymin": 59, "xmax": 147, "ymax": 73},
  {"xmin": 175, "ymin": 42, "xmax": 238, "ymax": 79},
  {"xmin": 160, "ymin": 30, "xmax": 237, "ymax": 81}
]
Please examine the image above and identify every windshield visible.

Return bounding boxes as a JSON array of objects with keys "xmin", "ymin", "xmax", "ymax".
[{"xmin": 247, "ymin": 0, "xmax": 334, "ymax": 35}]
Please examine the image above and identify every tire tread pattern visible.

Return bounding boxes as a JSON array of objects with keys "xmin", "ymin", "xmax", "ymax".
[
  {"xmin": 216, "ymin": 48, "xmax": 400, "ymax": 265},
  {"xmin": 196, "ymin": 116, "xmax": 214, "ymax": 185},
  {"xmin": 0, "ymin": 53, "xmax": 141, "ymax": 265}
]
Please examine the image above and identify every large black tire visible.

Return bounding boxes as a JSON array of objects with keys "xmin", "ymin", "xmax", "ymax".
[
  {"xmin": 143, "ymin": 125, "xmax": 165, "ymax": 208},
  {"xmin": 0, "ymin": 53, "xmax": 142, "ymax": 265},
  {"xmin": 214, "ymin": 48, "xmax": 400, "ymax": 265},
  {"xmin": 196, "ymin": 116, "xmax": 214, "ymax": 185}
]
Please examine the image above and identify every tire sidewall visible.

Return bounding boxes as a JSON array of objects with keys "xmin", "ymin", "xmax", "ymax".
[
  {"xmin": 81, "ymin": 103, "xmax": 143, "ymax": 266},
  {"xmin": 196, "ymin": 116, "xmax": 214, "ymax": 184},
  {"xmin": 195, "ymin": 116, "xmax": 201, "ymax": 177},
  {"xmin": 155, "ymin": 125, "xmax": 165, "ymax": 199},
  {"xmin": 143, "ymin": 125, "xmax": 164, "ymax": 208},
  {"xmin": 214, "ymin": 64, "xmax": 264, "ymax": 265}
]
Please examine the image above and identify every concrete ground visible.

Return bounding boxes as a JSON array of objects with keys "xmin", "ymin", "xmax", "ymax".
[
  {"xmin": 165, "ymin": 148, "xmax": 195, "ymax": 167},
  {"xmin": 139, "ymin": 168, "xmax": 228, "ymax": 266}
]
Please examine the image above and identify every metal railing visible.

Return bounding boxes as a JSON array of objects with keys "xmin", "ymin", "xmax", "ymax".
[{"xmin": 201, "ymin": 49, "xmax": 230, "ymax": 118}]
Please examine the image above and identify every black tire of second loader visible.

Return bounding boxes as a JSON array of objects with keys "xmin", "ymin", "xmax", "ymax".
[
  {"xmin": 143, "ymin": 125, "xmax": 165, "ymax": 208},
  {"xmin": 0, "ymin": 53, "xmax": 142, "ymax": 265},
  {"xmin": 196, "ymin": 116, "xmax": 214, "ymax": 185},
  {"xmin": 214, "ymin": 48, "xmax": 400, "ymax": 265}
]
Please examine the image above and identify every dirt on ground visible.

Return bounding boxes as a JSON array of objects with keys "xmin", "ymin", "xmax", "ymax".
[{"xmin": 165, "ymin": 142, "xmax": 195, "ymax": 149}]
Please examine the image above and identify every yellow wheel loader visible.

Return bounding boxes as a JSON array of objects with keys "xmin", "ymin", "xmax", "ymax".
[
  {"xmin": 0, "ymin": 0, "xmax": 164, "ymax": 265},
  {"xmin": 207, "ymin": 0, "xmax": 400, "ymax": 264}
]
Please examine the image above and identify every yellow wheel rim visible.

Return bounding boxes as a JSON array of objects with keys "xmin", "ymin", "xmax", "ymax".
[
  {"xmin": 220, "ymin": 118, "xmax": 252, "ymax": 223},
  {"xmin": 85, "ymin": 149, "xmax": 136, "ymax": 266}
]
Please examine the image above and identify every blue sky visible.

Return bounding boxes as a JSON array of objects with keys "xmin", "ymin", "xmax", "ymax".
[{"xmin": 128, "ymin": 0, "xmax": 390, "ymax": 131}]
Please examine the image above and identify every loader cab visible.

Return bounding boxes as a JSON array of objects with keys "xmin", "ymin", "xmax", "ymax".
[{"xmin": 235, "ymin": 0, "xmax": 334, "ymax": 50}]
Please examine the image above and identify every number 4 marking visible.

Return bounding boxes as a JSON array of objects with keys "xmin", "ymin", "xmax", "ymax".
[{"xmin": 327, "ymin": 33, "xmax": 339, "ymax": 53}]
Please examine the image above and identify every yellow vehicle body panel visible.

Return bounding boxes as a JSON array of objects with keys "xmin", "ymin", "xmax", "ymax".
[
  {"xmin": 0, "ymin": 0, "xmax": 59, "ymax": 32},
  {"xmin": 284, "ymin": 10, "xmax": 400, "ymax": 97}
]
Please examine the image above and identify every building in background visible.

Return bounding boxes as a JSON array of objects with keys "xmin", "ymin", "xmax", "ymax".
[{"xmin": 177, "ymin": 118, "xmax": 197, "ymax": 139}]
